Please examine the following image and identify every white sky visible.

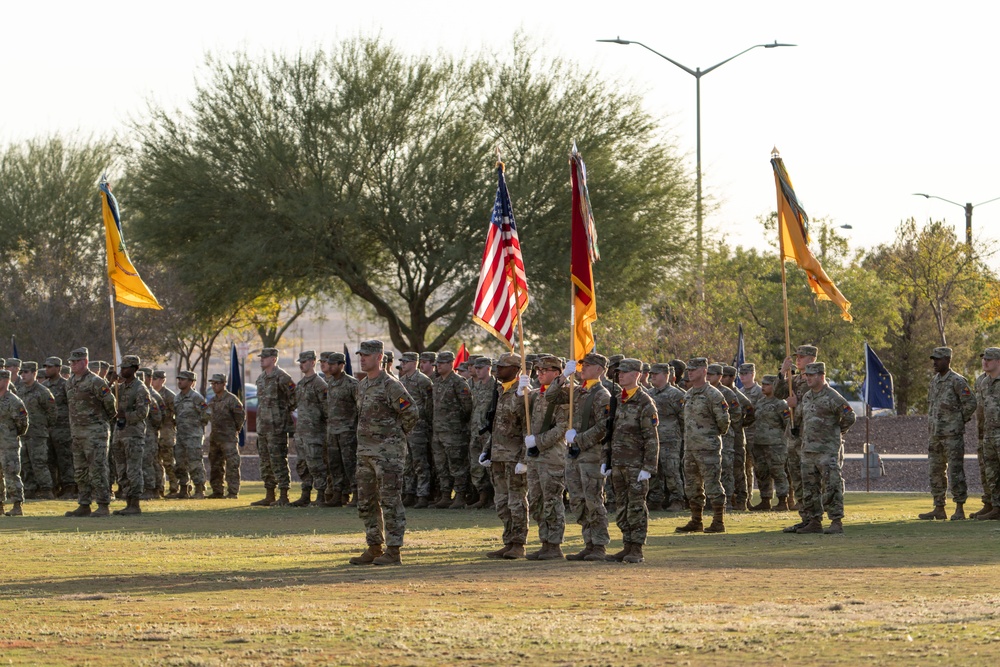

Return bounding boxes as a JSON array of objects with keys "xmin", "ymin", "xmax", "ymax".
[{"xmin": 5, "ymin": 0, "xmax": 1000, "ymax": 255}]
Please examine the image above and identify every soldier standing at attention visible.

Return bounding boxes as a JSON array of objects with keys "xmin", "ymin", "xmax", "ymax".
[
  {"xmin": 399, "ymin": 352, "xmax": 434, "ymax": 509},
  {"xmin": 721, "ymin": 365, "xmax": 755, "ymax": 511},
  {"xmin": 920, "ymin": 347, "xmax": 977, "ymax": 521},
  {"xmin": 646, "ymin": 363, "xmax": 686, "ymax": 512},
  {"xmin": 748, "ymin": 376, "xmax": 790, "ymax": 511},
  {"xmin": 5, "ymin": 359, "xmax": 23, "ymax": 393},
  {"xmin": 138, "ymin": 368, "xmax": 164, "ymax": 500},
  {"xmin": 775, "ymin": 344, "xmax": 818, "ymax": 517},
  {"xmin": 707, "ymin": 364, "xmax": 741, "ymax": 509},
  {"xmin": 41, "ymin": 356, "xmax": 75, "ymax": 499},
  {"xmin": 468, "ymin": 357, "xmax": 496, "ymax": 509},
  {"xmin": 431, "ymin": 351, "xmax": 473, "ymax": 509},
  {"xmin": 252, "ymin": 348, "xmax": 296, "ymax": 507},
  {"xmin": 291, "ymin": 352, "xmax": 328, "ymax": 507},
  {"xmin": 0, "ymin": 369, "xmax": 29, "ymax": 516},
  {"xmin": 173, "ymin": 370, "xmax": 210, "ymax": 500},
  {"xmin": 16, "ymin": 361, "xmax": 57, "ymax": 500},
  {"xmin": 325, "ymin": 352, "xmax": 359, "ymax": 507},
  {"xmin": 738, "ymin": 363, "xmax": 763, "ymax": 504},
  {"xmin": 348, "ymin": 340, "xmax": 417, "ymax": 566},
  {"xmin": 675, "ymin": 358, "xmax": 730, "ymax": 534},
  {"xmin": 152, "ymin": 370, "xmax": 179, "ymax": 498},
  {"xmin": 207, "ymin": 373, "xmax": 246, "ymax": 500},
  {"xmin": 110, "ymin": 356, "xmax": 150, "ymax": 516},
  {"xmin": 65, "ymin": 347, "xmax": 117, "ymax": 518},
  {"xmin": 973, "ymin": 348, "xmax": 1000, "ymax": 519}
]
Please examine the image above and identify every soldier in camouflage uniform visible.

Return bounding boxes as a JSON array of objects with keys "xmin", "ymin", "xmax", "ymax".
[
  {"xmin": 16, "ymin": 361, "xmax": 57, "ymax": 499},
  {"xmin": 775, "ymin": 344, "xmax": 817, "ymax": 515},
  {"xmin": 748, "ymin": 375, "xmax": 790, "ymax": 511},
  {"xmin": 707, "ymin": 364, "xmax": 741, "ymax": 509},
  {"xmin": 738, "ymin": 363, "xmax": 763, "ymax": 504},
  {"xmin": 481, "ymin": 353, "xmax": 530, "ymax": 559},
  {"xmin": 65, "ymin": 347, "xmax": 117, "ymax": 518},
  {"xmin": 919, "ymin": 347, "xmax": 977, "ymax": 521},
  {"xmin": 523, "ymin": 355, "xmax": 570, "ymax": 560},
  {"xmin": 646, "ymin": 363, "xmax": 686, "ymax": 512},
  {"xmin": 41, "ymin": 356, "xmax": 75, "ymax": 499},
  {"xmin": 348, "ymin": 340, "xmax": 417, "ymax": 566},
  {"xmin": 544, "ymin": 352, "xmax": 612, "ymax": 561},
  {"xmin": 399, "ymin": 352, "xmax": 434, "ymax": 508},
  {"xmin": 174, "ymin": 370, "xmax": 210, "ymax": 500},
  {"xmin": 290, "ymin": 352, "xmax": 328, "ymax": 507},
  {"xmin": 974, "ymin": 348, "xmax": 1000, "ymax": 521},
  {"xmin": 110, "ymin": 356, "xmax": 151, "ymax": 516},
  {"xmin": 4, "ymin": 359, "xmax": 31, "ymax": 496},
  {"xmin": 139, "ymin": 368, "xmax": 165, "ymax": 500},
  {"xmin": 432, "ymin": 351, "xmax": 473, "ymax": 508},
  {"xmin": 676, "ymin": 357, "xmax": 731, "ymax": 534},
  {"xmin": 252, "ymin": 348, "xmax": 296, "ymax": 507},
  {"xmin": 603, "ymin": 359, "xmax": 659, "ymax": 563},
  {"xmin": 790, "ymin": 362, "xmax": 856, "ymax": 534},
  {"xmin": 5, "ymin": 358, "xmax": 23, "ymax": 393},
  {"xmin": 721, "ymin": 365, "xmax": 755, "ymax": 510},
  {"xmin": 325, "ymin": 352, "xmax": 359, "ymax": 506},
  {"xmin": 468, "ymin": 357, "xmax": 496, "ymax": 509},
  {"xmin": 0, "ymin": 370, "xmax": 29, "ymax": 516},
  {"xmin": 151, "ymin": 370, "xmax": 178, "ymax": 497},
  {"xmin": 207, "ymin": 373, "xmax": 246, "ymax": 499}
]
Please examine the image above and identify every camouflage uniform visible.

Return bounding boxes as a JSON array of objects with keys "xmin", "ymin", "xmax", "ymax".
[
  {"xmin": 174, "ymin": 384, "xmax": 209, "ymax": 491},
  {"xmin": 739, "ymin": 377, "xmax": 764, "ymax": 496},
  {"xmin": 208, "ymin": 383, "xmax": 246, "ymax": 496},
  {"xmin": 111, "ymin": 372, "xmax": 150, "ymax": 500},
  {"xmin": 0, "ymin": 382, "xmax": 28, "ymax": 504},
  {"xmin": 400, "ymin": 362, "xmax": 434, "ymax": 501},
  {"xmin": 487, "ymin": 371, "xmax": 529, "ymax": 547},
  {"xmin": 41, "ymin": 358, "xmax": 74, "ymax": 494},
  {"xmin": 976, "ymin": 372, "xmax": 1000, "ymax": 509},
  {"xmin": 355, "ymin": 364, "xmax": 417, "ymax": 548},
  {"xmin": 527, "ymin": 365, "xmax": 570, "ymax": 547},
  {"xmin": 155, "ymin": 377, "xmax": 178, "ymax": 494},
  {"xmin": 66, "ymin": 354, "xmax": 117, "ymax": 507},
  {"xmin": 927, "ymin": 364, "xmax": 976, "ymax": 507},
  {"xmin": 713, "ymin": 378, "xmax": 742, "ymax": 504},
  {"xmin": 143, "ymin": 382, "xmax": 165, "ymax": 496},
  {"xmin": 18, "ymin": 377, "xmax": 57, "ymax": 494},
  {"xmin": 730, "ymin": 383, "xmax": 755, "ymax": 508},
  {"xmin": 255, "ymin": 359, "xmax": 296, "ymax": 492},
  {"xmin": 752, "ymin": 389, "xmax": 790, "ymax": 500},
  {"xmin": 432, "ymin": 368, "xmax": 473, "ymax": 501},
  {"xmin": 469, "ymin": 369, "xmax": 496, "ymax": 495},
  {"xmin": 682, "ymin": 382, "xmax": 730, "ymax": 508},
  {"xmin": 775, "ymin": 370, "xmax": 809, "ymax": 509},
  {"xmin": 646, "ymin": 378, "xmax": 685, "ymax": 507},
  {"xmin": 294, "ymin": 370, "xmax": 328, "ymax": 496},
  {"xmin": 326, "ymin": 370, "xmax": 359, "ymax": 498},
  {"xmin": 799, "ymin": 372, "xmax": 856, "ymax": 522}
]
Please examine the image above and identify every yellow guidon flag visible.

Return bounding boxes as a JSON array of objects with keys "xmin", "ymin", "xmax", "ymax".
[
  {"xmin": 99, "ymin": 178, "xmax": 162, "ymax": 310},
  {"xmin": 771, "ymin": 151, "xmax": 852, "ymax": 322}
]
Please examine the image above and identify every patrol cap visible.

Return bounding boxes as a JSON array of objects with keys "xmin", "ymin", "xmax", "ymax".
[
  {"xmin": 803, "ymin": 362, "xmax": 826, "ymax": 375},
  {"xmin": 400, "ymin": 352, "xmax": 419, "ymax": 363},
  {"xmin": 297, "ymin": 350, "xmax": 317, "ymax": 363},
  {"xmin": 0, "ymin": 370, "xmax": 9, "ymax": 379},
  {"xmin": 319, "ymin": 351, "xmax": 333, "ymax": 362},
  {"xmin": 473, "ymin": 357, "xmax": 492, "ymax": 368},
  {"xmin": 722, "ymin": 365, "xmax": 737, "ymax": 377},
  {"xmin": 457, "ymin": 361, "xmax": 470, "ymax": 372},
  {"xmin": 649, "ymin": 362, "xmax": 672, "ymax": 375},
  {"xmin": 60, "ymin": 365, "xmax": 70, "ymax": 375},
  {"xmin": 120, "ymin": 355, "xmax": 141, "ymax": 369},
  {"xmin": 641, "ymin": 362, "xmax": 651, "ymax": 373},
  {"xmin": 581, "ymin": 353, "xmax": 609, "ymax": 369},
  {"xmin": 796, "ymin": 345, "xmax": 819, "ymax": 357},
  {"xmin": 44, "ymin": 356, "xmax": 63, "ymax": 367},
  {"xmin": 534, "ymin": 354, "xmax": 564, "ymax": 371},
  {"xmin": 419, "ymin": 351, "xmax": 438, "ymax": 363},
  {"xmin": 260, "ymin": 347, "xmax": 279, "ymax": 358},
  {"xmin": 356, "ymin": 340, "xmax": 384, "ymax": 355},
  {"xmin": 152, "ymin": 370, "xmax": 167, "ymax": 379},
  {"xmin": 384, "ymin": 351, "xmax": 394, "ymax": 363},
  {"xmin": 706, "ymin": 363, "xmax": 724, "ymax": 375},
  {"xmin": 88, "ymin": 360, "xmax": 101, "ymax": 370},
  {"xmin": 739, "ymin": 363, "xmax": 756, "ymax": 375},
  {"xmin": 618, "ymin": 358, "xmax": 643, "ymax": 373},
  {"xmin": 669, "ymin": 359, "xmax": 687, "ymax": 378},
  {"xmin": 139, "ymin": 367, "xmax": 153, "ymax": 377},
  {"xmin": 497, "ymin": 352, "xmax": 522, "ymax": 368},
  {"xmin": 210, "ymin": 373, "xmax": 227, "ymax": 383},
  {"xmin": 328, "ymin": 352, "xmax": 346, "ymax": 364},
  {"xmin": 761, "ymin": 374, "xmax": 777, "ymax": 385},
  {"xmin": 981, "ymin": 347, "xmax": 1000, "ymax": 361},
  {"xmin": 525, "ymin": 353, "xmax": 539, "ymax": 364},
  {"xmin": 607, "ymin": 354, "xmax": 625, "ymax": 368},
  {"xmin": 436, "ymin": 351, "xmax": 456, "ymax": 363},
  {"xmin": 20, "ymin": 361, "xmax": 38, "ymax": 373},
  {"xmin": 136, "ymin": 370, "xmax": 146, "ymax": 382},
  {"xmin": 177, "ymin": 370, "xmax": 197, "ymax": 381},
  {"xmin": 686, "ymin": 357, "xmax": 708, "ymax": 370},
  {"xmin": 929, "ymin": 346, "xmax": 953, "ymax": 359},
  {"xmin": 4, "ymin": 358, "xmax": 21, "ymax": 369}
]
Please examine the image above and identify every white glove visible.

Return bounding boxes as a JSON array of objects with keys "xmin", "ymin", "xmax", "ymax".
[
  {"xmin": 600, "ymin": 463, "xmax": 611, "ymax": 477},
  {"xmin": 515, "ymin": 462, "xmax": 527, "ymax": 475},
  {"xmin": 637, "ymin": 469, "xmax": 652, "ymax": 482},
  {"xmin": 562, "ymin": 360, "xmax": 577, "ymax": 378},
  {"xmin": 516, "ymin": 374, "xmax": 531, "ymax": 396},
  {"xmin": 478, "ymin": 452, "xmax": 491, "ymax": 467},
  {"xmin": 524, "ymin": 435, "xmax": 536, "ymax": 448},
  {"xmin": 564, "ymin": 429, "xmax": 577, "ymax": 444}
]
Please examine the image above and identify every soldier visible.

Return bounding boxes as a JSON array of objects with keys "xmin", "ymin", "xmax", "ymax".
[
  {"xmin": 676, "ymin": 358, "xmax": 730, "ymax": 534},
  {"xmin": 748, "ymin": 376, "xmax": 791, "ymax": 511},
  {"xmin": 251, "ymin": 348, "xmax": 296, "ymax": 507},
  {"xmin": 775, "ymin": 344, "xmax": 817, "ymax": 515},
  {"xmin": 174, "ymin": 370, "xmax": 209, "ymax": 499},
  {"xmin": 291, "ymin": 352, "xmax": 328, "ymax": 507},
  {"xmin": 60, "ymin": 365, "xmax": 70, "ymax": 380},
  {"xmin": 603, "ymin": 358, "xmax": 659, "ymax": 563},
  {"xmin": 738, "ymin": 363, "xmax": 763, "ymax": 503},
  {"xmin": 456, "ymin": 361, "xmax": 472, "ymax": 382},
  {"xmin": 325, "ymin": 351, "xmax": 359, "ymax": 507},
  {"xmin": 0, "ymin": 369, "xmax": 29, "ymax": 516},
  {"xmin": 348, "ymin": 340, "xmax": 417, "ymax": 566},
  {"xmin": 65, "ymin": 347, "xmax": 117, "ymax": 518},
  {"xmin": 468, "ymin": 357, "xmax": 496, "ymax": 509},
  {"xmin": 207, "ymin": 373, "xmax": 246, "ymax": 499},
  {"xmin": 431, "ymin": 351, "xmax": 473, "ymax": 509},
  {"xmin": 646, "ymin": 363, "xmax": 686, "ymax": 512},
  {"xmin": 790, "ymin": 362, "xmax": 856, "ymax": 534},
  {"xmin": 41, "ymin": 356, "xmax": 75, "ymax": 499},
  {"xmin": 5, "ymin": 358, "xmax": 23, "ymax": 393},
  {"xmin": 480, "ymin": 353, "xmax": 529, "ymax": 559},
  {"xmin": 919, "ymin": 347, "xmax": 977, "ymax": 520},
  {"xmin": 151, "ymin": 370, "xmax": 178, "ymax": 497},
  {"xmin": 976, "ymin": 347, "xmax": 1000, "ymax": 521},
  {"xmin": 546, "ymin": 353, "xmax": 613, "ymax": 561},
  {"xmin": 721, "ymin": 365, "xmax": 755, "ymax": 511},
  {"xmin": 639, "ymin": 362, "xmax": 651, "ymax": 389},
  {"xmin": 707, "ymin": 364, "xmax": 741, "ymax": 509},
  {"xmin": 138, "ymin": 368, "xmax": 165, "ymax": 500},
  {"xmin": 110, "ymin": 356, "xmax": 150, "ymax": 516},
  {"xmin": 419, "ymin": 352, "xmax": 438, "ymax": 379},
  {"xmin": 16, "ymin": 362, "xmax": 57, "ymax": 500},
  {"xmin": 668, "ymin": 360, "xmax": 687, "ymax": 388},
  {"xmin": 399, "ymin": 351, "xmax": 434, "ymax": 508}
]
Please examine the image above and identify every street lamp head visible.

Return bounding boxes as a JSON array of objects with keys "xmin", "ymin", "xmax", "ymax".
[
  {"xmin": 596, "ymin": 37, "xmax": 632, "ymax": 45},
  {"xmin": 765, "ymin": 41, "xmax": 797, "ymax": 48},
  {"xmin": 913, "ymin": 193, "xmax": 931, "ymax": 198}
]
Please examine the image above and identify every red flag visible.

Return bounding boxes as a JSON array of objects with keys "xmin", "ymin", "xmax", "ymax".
[
  {"xmin": 455, "ymin": 343, "xmax": 469, "ymax": 367},
  {"xmin": 570, "ymin": 147, "xmax": 600, "ymax": 359}
]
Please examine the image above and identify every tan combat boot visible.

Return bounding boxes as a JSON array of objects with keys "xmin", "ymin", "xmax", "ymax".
[
  {"xmin": 950, "ymin": 502, "xmax": 966, "ymax": 521},
  {"xmin": 976, "ymin": 507, "xmax": 1000, "ymax": 521},
  {"xmin": 918, "ymin": 505, "xmax": 947, "ymax": 520},
  {"xmin": 373, "ymin": 545, "xmax": 402, "ymax": 566},
  {"xmin": 4, "ymin": 501, "xmax": 23, "ymax": 517},
  {"xmin": 749, "ymin": 497, "xmax": 772, "ymax": 512},
  {"xmin": 823, "ymin": 518, "xmax": 844, "ymax": 534},
  {"xmin": 273, "ymin": 489, "xmax": 290, "ymax": 506},
  {"xmin": 413, "ymin": 496, "xmax": 429, "ymax": 509},
  {"xmin": 119, "ymin": 498, "xmax": 142, "ymax": 516},
  {"xmin": 487, "ymin": 543, "xmax": 512, "ymax": 559},
  {"xmin": 525, "ymin": 542, "xmax": 550, "ymax": 560},
  {"xmin": 65, "ymin": 503, "xmax": 91, "ymax": 517},
  {"xmin": 290, "ymin": 487, "xmax": 312, "ymax": 507},
  {"xmin": 349, "ymin": 544, "xmax": 384, "ymax": 565},
  {"xmin": 675, "ymin": 503, "xmax": 704, "ymax": 533},
  {"xmin": 584, "ymin": 544, "xmax": 608, "ymax": 562},
  {"xmin": 469, "ymin": 490, "xmax": 490, "ymax": 509},
  {"xmin": 536, "ymin": 543, "xmax": 564, "ymax": 560},
  {"xmin": 566, "ymin": 543, "xmax": 594, "ymax": 561},
  {"xmin": 970, "ymin": 502, "xmax": 993, "ymax": 518},
  {"xmin": 502, "ymin": 543, "xmax": 526, "ymax": 559},
  {"xmin": 38, "ymin": 488, "xmax": 56, "ymax": 500},
  {"xmin": 795, "ymin": 517, "xmax": 823, "ymax": 533},
  {"xmin": 448, "ymin": 493, "xmax": 467, "ymax": 509},
  {"xmin": 432, "ymin": 492, "xmax": 453, "ymax": 509},
  {"xmin": 703, "ymin": 503, "xmax": 726, "ymax": 533},
  {"xmin": 622, "ymin": 543, "xmax": 644, "ymax": 563},
  {"xmin": 608, "ymin": 543, "xmax": 633, "ymax": 562},
  {"xmin": 250, "ymin": 488, "xmax": 276, "ymax": 506},
  {"xmin": 772, "ymin": 496, "xmax": 790, "ymax": 511},
  {"xmin": 91, "ymin": 503, "xmax": 111, "ymax": 517}
]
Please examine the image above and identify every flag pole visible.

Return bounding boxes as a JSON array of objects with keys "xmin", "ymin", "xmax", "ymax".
[
  {"xmin": 864, "ymin": 342, "xmax": 871, "ymax": 493},
  {"xmin": 773, "ymin": 149, "xmax": 794, "ymax": 410},
  {"xmin": 567, "ymin": 149, "xmax": 576, "ymax": 432}
]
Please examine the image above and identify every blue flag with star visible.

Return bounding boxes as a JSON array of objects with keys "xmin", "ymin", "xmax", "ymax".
[
  {"xmin": 228, "ymin": 343, "xmax": 246, "ymax": 448},
  {"xmin": 861, "ymin": 342, "xmax": 894, "ymax": 410}
]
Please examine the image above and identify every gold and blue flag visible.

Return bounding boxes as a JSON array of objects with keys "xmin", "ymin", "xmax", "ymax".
[{"xmin": 100, "ymin": 179, "xmax": 162, "ymax": 310}]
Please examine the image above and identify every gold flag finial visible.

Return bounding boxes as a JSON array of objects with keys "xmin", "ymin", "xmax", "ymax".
[{"xmin": 771, "ymin": 146, "xmax": 780, "ymax": 159}]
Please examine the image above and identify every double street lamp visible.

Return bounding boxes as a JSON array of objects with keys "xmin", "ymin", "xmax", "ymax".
[
  {"xmin": 913, "ymin": 192, "xmax": 1000, "ymax": 251},
  {"xmin": 597, "ymin": 37, "xmax": 796, "ymax": 291}
]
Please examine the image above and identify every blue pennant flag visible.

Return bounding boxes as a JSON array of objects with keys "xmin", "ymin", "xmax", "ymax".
[
  {"xmin": 733, "ymin": 324, "xmax": 746, "ymax": 389},
  {"xmin": 11, "ymin": 335, "xmax": 19, "ymax": 360},
  {"xmin": 861, "ymin": 342, "xmax": 894, "ymax": 410},
  {"xmin": 228, "ymin": 343, "xmax": 246, "ymax": 448},
  {"xmin": 343, "ymin": 343, "xmax": 353, "ymax": 377}
]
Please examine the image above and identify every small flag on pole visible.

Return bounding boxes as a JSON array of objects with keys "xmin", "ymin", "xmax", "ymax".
[
  {"xmin": 343, "ymin": 343, "xmax": 353, "ymax": 377},
  {"xmin": 733, "ymin": 324, "xmax": 746, "ymax": 389},
  {"xmin": 100, "ymin": 178, "xmax": 162, "ymax": 310},
  {"xmin": 10, "ymin": 336, "xmax": 18, "ymax": 360},
  {"xmin": 228, "ymin": 343, "xmax": 246, "ymax": 448},
  {"xmin": 570, "ymin": 145, "xmax": 600, "ymax": 359},
  {"xmin": 861, "ymin": 342, "xmax": 894, "ymax": 410}
]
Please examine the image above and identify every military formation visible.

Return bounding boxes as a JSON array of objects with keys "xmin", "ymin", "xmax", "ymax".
[{"xmin": 0, "ymin": 339, "xmax": 995, "ymax": 563}]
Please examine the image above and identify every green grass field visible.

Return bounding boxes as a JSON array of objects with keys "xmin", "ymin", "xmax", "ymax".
[{"xmin": 1, "ymin": 487, "xmax": 998, "ymax": 666}]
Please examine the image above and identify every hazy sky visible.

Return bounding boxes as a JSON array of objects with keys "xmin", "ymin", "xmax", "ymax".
[{"xmin": 5, "ymin": 0, "xmax": 999, "ymax": 255}]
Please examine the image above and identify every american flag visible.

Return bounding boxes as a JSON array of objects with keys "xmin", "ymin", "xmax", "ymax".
[{"xmin": 472, "ymin": 164, "xmax": 529, "ymax": 349}]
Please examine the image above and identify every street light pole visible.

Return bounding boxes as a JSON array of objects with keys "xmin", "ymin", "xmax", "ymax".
[
  {"xmin": 598, "ymin": 38, "xmax": 795, "ymax": 294},
  {"xmin": 913, "ymin": 193, "xmax": 1000, "ymax": 252}
]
